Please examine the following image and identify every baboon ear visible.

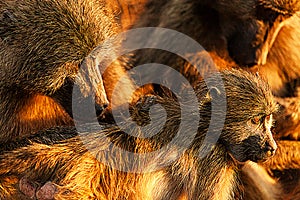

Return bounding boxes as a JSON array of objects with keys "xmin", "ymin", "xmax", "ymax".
[{"xmin": 205, "ymin": 86, "xmax": 222, "ymax": 102}]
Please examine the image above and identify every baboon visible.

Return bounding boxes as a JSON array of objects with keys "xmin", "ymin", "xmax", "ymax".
[
  {"xmin": 127, "ymin": 0, "xmax": 300, "ymax": 197},
  {"xmin": 0, "ymin": 0, "xmax": 139, "ymax": 143},
  {"xmin": 0, "ymin": 70, "xmax": 278, "ymax": 199},
  {"xmin": 131, "ymin": 0, "xmax": 300, "ymax": 137},
  {"xmin": 0, "ymin": 0, "xmax": 150, "ymax": 199},
  {"xmin": 126, "ymin": 0, "xmax": 300, "ymax": 140},
  {"xmin": 1, "ymin": 0, "xmax": 300, "ymax": 198},
  {"xmin": 105, "ymin": 0, "xmax": 148, "ymax": 30}
]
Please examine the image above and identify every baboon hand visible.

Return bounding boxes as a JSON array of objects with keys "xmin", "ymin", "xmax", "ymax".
[{"xmin": 19, "ymin": 177, "xmax": 57, "ymax": 200}]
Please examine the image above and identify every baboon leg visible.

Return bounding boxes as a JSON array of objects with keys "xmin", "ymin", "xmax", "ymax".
[
  {"xmin": 0, "ymin": 135, "xmax": 134, "ymax": 199},
  {"xmin": 1, "ymin": 94, "xmax": 160, "ymax": 199}
]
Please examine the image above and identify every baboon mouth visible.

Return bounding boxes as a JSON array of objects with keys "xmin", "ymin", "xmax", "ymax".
[
  {"xmin": 251, "ymin": 152, "xmax": 275, "ymax": 163},
  {"xmin": 245, "ymin": 150, "xmax": 275, "ymax": 163},
  {"xmin": 228, "ymin": 152, "xmax": 247, "ymax": 166},
  {"xmin": 228, "ymin": 151, "xmax": 273, "ymax": 165}
]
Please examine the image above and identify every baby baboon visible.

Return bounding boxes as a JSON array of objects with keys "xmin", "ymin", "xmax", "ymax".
[
  {"xmin": 0, "ymin": 70, "xmax": 278, "ymax": 199},
  {"xmin": 0, "ymin": 0, "xmax": 299, "ymax": 198},
  {"xmin": 0, "ymin": 0, "xmax": 138, "ymax": 143},
  {"xmin": 129, "ymin": 0, "xmax": 300, "ymax": 138}
]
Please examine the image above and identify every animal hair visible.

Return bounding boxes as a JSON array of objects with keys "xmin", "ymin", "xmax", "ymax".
[
  {"xmin": 1, "ymin": 0, "xmax": 300, "ymax": 198},
  {"xmin": 0, "ymin": 70, "xmax": 278, "ymax": 199},
  {"xmin": 0, "ymin": 0, "xmax": 138, "ymax": 143},
  {"xmin": 129, "ymin": 0, "xmax": 300, "ymax": 196}
]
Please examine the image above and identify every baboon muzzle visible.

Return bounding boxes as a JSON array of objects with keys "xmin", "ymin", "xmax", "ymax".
[{"xmin": 264, "ymin": 141, "xmax": 277, "ymax": 157}]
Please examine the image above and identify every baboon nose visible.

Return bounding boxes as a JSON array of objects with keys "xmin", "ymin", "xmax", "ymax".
[
  {"xmin": 265, "ymin": 144, "xmax": 277, "ymax": 157},
  {"xmin": 95, "ymin": 103, "xmax": 109, "ymax": 116}
]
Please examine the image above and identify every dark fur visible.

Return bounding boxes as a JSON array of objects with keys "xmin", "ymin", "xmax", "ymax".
[{"xmin": 0, "ymin": 70, "xmax": 278, "ymax": 199}]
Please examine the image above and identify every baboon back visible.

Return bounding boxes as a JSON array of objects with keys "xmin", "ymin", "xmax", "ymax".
[
  {"xmin": 0, "ymin": 0, "xmax": 138, "ymax": 143},
  {"xmin": 0, "ymin": 70, "xmax": 278, "ymax": 199}
]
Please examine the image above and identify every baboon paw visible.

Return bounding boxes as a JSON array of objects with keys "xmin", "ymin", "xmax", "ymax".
[
  {"xmin": 19, "ymin": 178, "xmax": 57, "ymax": 200},
  {"xmin": 19, "ymin": 177, "xmax": 38, "ymax": 199},
  {"xmin": 36, "ymin": 182, "xmax": 58, "ymax": 200}
]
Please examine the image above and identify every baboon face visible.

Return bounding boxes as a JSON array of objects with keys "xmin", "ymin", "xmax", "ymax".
[
  {"xmin": 216, "ymin": 70, "xmax": 278, "ymax": 163},
  {"xmin": 226, "ymin": 114, "xmax": 278, "ymax": 163}
]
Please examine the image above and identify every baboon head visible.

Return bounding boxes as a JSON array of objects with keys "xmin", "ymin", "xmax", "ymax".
[
  {"xmin": 211, "ymin": 0, "xmax": 300, "ymax": 67},
  {"xmin": 215, "ymin": 70, "xmax": 278, "ymax": 163}
]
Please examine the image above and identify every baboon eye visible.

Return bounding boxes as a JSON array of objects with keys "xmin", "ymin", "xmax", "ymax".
[
  {"xmin": 251, "ymin": 116, "xmax": 261, "ymax": 125},
  {"xmin": 265, "ymin": 115, "xmax": 271, "ymax": 121}
]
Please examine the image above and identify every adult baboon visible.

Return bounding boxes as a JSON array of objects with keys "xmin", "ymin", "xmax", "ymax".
[
  {"xmin": 0, "ymin": 70, "xmax": 278, "ymax": 199},
  {"xmin": 1, "ymin": 0, "xmax": 300, "ymax": 198},
  {"xmin": 0, "ymin": 0, "xmax": 139, "ymax": 143},
  {"xmin": 131, "ymin": 0, "xmax": 300, "ymax": 138},
  {"xmin": 128, "ymin": 0, "xmax": 300, "ymax": 196}
]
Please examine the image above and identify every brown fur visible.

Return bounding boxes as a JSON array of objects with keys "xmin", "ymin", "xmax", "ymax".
[
  {"xmin": 128, "ymin": 0, "xmax": 300, "ymax": 198},
  {"xmin": 130, "ymin": 0, "xmax": 300, "ymax": 138},
  {"xmin": 0, "ymin": 0, "xmax": 139, "ymax": 143},
  {"xmin": 241, "ymin": 162, "xmax": 282, "ymax": 200},
  {"xmin": 0, "ymin": 70, "xmax": 278, "ymax": 199},
  {"xmin": 105, "ymin": 0, "xmax": 148, "ymax": 30},
  {"xmin": 1, "ymin": 0, "xmax": 300, "ymax": 199}
]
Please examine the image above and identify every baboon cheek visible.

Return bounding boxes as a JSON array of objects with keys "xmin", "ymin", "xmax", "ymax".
[{"xmin": 228, "ymin": 135, "xmax": 277, "ymax": 163}]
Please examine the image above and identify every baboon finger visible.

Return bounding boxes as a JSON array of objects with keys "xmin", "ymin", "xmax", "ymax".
[
  {"xmin": 36, "ymin": 182, "xmax": 58, "ymax": 200},
  {"xmin": 19, "ymin": 177, "xmax": 38, "ymax": 199}
]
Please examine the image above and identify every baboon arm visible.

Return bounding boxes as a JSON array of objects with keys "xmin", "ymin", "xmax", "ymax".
[
  {"xmin": 241, "ymin": 162, "xmax": 283, "ymax": 200},
  {"xmin": 275, "ymin": 96, "xmax": 300, "ymax": 140},
  {"xmin": 0, "ymin": 129, "xmax": 83, "ymax": 199}
]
